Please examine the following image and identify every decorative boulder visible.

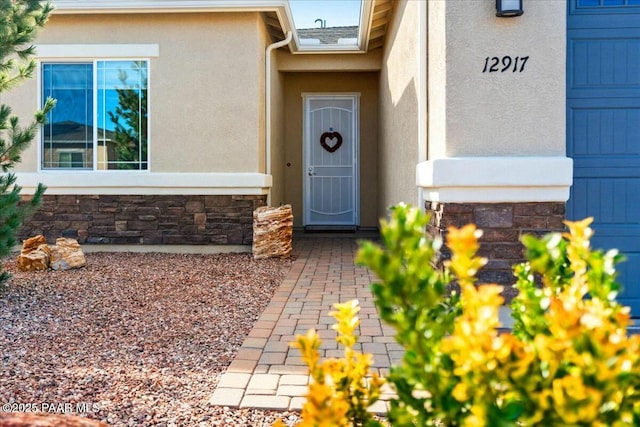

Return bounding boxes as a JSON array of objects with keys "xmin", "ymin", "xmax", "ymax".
[
  {"xmin": 17, "ymin": 235, "xmax": 50, "ymax": 271},
  {"xmin": 17, "ymin": 247, "xmax": 50, "ymax": 271},
  {"xmin": 16, "ymin": 236, "xmax": 86, "ymax": 271},
  {"xmin": 252, "ymin": 204, "xmax": 293, "ymax": 260},
  {"xmin": 20, "ymin": 234, "xmax": 47, "ymax": 254},
  {"xmin": 49, "ymin": 238, "xmax": 87, "ymax": 271}
]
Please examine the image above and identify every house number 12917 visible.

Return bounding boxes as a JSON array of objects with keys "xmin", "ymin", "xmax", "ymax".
[{"xmin": 482, "ymin": 56, "xmax": 529, "ymax": 73}]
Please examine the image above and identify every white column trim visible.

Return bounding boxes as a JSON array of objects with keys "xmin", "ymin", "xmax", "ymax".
[
  {"xmin": 15, "ymin": 172, "xmax": 272, "ymax": 195},
  {"xmin": 416, "ymin": 157, "xmax": 573, "ymax": 203}
]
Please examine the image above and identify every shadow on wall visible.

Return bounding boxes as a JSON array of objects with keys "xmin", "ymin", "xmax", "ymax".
[
  {"xmin": 377, "ymin": 0, "xmax": 421, "ymax": 216},
  {"xmin": 378, "ymin": 80, "xmax": 419, "ymax": 215}
]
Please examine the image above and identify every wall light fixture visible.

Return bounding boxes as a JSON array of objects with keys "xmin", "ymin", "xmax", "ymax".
[{"xmin": 496, "ymin": 0, "xmax": 524, "ymax": 17}]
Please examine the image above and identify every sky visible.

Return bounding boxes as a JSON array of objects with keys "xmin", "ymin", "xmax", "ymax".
[{"xmin": 289, "ymin": 0, "xmax": 362, "ymax": 29}]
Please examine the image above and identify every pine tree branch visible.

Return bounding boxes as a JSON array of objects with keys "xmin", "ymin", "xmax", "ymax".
[
  {"xmin": 0, "ymin": 1, "xmax": 53, "ymax": 283},
  {"xmin": 0, "ymin": 97, "xmax": 55, "ymax": 172}
]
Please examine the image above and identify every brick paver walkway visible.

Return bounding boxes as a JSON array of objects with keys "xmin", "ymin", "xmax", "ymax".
[{"xmin": 209, "ymin": 234, "xmax": 399, "ymax": 412}]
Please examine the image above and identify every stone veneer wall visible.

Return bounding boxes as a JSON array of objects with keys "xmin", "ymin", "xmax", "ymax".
[
  {"xmin": 425, "ymin": 202, "xmax": 566, "ymax": 299},
  {"xmin": 19, "ymin": 194, "xmax": 267, "ymax": 245}
]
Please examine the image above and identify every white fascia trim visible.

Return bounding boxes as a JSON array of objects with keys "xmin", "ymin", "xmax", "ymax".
[
  {"xmin": 52, "ymin": 0, "xmax": 289, "ymax": 13},
  {"xmin": 15, "ymin": 172, "xmax": 272, "ymax": 196},
  {"xmin": 36, "ymin": 44, "xmax": 160, "ymax": 58},
  {"xmin": 358, "ymin": 0, "xmax": 374, "ymax": 52},
  {"xmin": 416, "ymin": 157, "xmax": 574, "ymax": 203}
]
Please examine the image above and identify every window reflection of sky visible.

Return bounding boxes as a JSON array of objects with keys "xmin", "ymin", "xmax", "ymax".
[
  {"xmin": 98, "ymin": 62, "xmax": 145, "ymax": 132},
  {"xmin": 43, "ymin": 63, "xmax": 93, "ymax": 128},
  {"xmin": 43, "ymin": 61, "xmax": 146, "ymax": 132}
]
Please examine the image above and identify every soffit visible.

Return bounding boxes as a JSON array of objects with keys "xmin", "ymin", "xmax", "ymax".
[
  {"xmin": 263, "ymin": 11, "xmax": 287, "ymax": 42},
  {"xmin": 367, "ymin": 0, "xmax": 392, "ymax": 51}
]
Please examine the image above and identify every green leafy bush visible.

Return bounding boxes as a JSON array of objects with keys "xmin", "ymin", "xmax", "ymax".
[{"xmin": 355, "ymin": 204, "xmax": 640, "ymax": 426}]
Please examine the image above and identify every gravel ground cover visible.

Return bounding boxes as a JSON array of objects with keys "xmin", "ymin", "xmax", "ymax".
[{"xmin": 0, "ymin": 252, "xmax": 301, "ymax": 426}]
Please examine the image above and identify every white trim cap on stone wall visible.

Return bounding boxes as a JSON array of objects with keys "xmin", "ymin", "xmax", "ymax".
[
  {"xmin": 14, "ymin": 172, "xmax": 272, "ymax": 196},
  {"xmin": 416, "ymin": 157, "xmax": 573, "ymax": 203}
]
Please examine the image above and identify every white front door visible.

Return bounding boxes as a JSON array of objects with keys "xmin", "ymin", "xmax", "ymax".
[{"xmin": 303, "ymin": 94, "xmax": 359, "ymax": 227}]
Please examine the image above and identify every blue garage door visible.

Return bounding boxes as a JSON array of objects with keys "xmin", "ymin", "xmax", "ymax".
[{"xmin": 567, "ymin": 0, "xmax": 640, "ymax": 315}]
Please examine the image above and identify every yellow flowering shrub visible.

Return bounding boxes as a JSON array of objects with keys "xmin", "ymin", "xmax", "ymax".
[
  {"xmin": 356, "ymin": 204, "xmax": 640, "ymax": 426},
  {"xmin": 275, "ymin": 299, "xmax": 386, "ymax": 427},
  {"xmin": 507, "ymin": 217, "xmax": 640, "ymax": 426}
]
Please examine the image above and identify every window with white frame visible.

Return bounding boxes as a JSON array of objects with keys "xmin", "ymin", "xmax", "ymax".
[{"xmin": 41, "ymin": 60, "xmax": 148, "ymax": 170}]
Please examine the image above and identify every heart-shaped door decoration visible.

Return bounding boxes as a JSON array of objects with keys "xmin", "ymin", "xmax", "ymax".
[{"xmin": 320, "ymin": 131, "xmax": 343, "ymax": 153}]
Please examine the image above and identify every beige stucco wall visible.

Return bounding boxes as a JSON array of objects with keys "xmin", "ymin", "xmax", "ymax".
[
  {"xmin": 378, "ymin": 0, "xmax": 421, "ymax": 212},
  {"xmin": 9, "ymin": 12, "xmax": 268, "ymax": 174},
  {"xmin": 433, "ymin": 0, "xmax": 566, "ymax": 158},
  {"xmin": 281, "ymin": 72, "xmax": 379, "ymax": 228},
  {"xmin": 276, "ymin": 49, "xmax": 382, "ymax": 72}
]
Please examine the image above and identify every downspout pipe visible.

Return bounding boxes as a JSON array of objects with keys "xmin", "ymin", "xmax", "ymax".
[{"xmin": 265, "ymin": 31, "xmax": 293, "ymax": 205}]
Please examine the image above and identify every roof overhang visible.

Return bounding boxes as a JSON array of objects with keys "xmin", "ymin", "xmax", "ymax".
[{"xmin": 50, "ymin": 0, "xmax": 389, "ymax": 54}]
